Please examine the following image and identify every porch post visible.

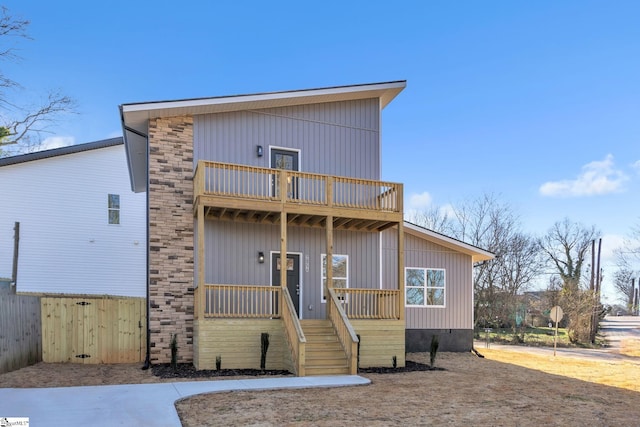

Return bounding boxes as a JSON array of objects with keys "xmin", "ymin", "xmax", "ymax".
[
  {"xmin": 325, "ymin": 215, "xmax": 333, "ymax": 317},
  {"xmin": 397, "ymin": 221, "xmax": 405, "ymax": 321},
  {"xmin": 197, "ymin": 204, "xmax": 205, "ymax": 320},
  {"xmin": 280, "ymin": 211, "xmax": 288, "ymax": 312}
]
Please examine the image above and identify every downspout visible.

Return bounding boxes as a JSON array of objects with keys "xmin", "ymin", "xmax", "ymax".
[
  {"xmin": 142, "ymin": 135, "xmax": 151, "ymax": 370},
  {"xmin": 122, "ymin": 122, "xmax": 152, "ymax": 370}
]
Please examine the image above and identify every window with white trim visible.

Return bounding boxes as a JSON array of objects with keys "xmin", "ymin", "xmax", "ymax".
[
  {"xmin": 405, "ymin": 267, "xmax": 445, "ymax": 307},
  {"xmin": 321, "ymin": 254, "xmax": 348, "ymax": 302},
  {"xmin": 108, "ymin": 194, "xmax": 120, "ymax": 225}
]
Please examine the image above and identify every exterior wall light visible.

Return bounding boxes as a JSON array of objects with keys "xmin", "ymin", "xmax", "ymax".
[
  {"xmin": 258, "ymin": 251, "xmax": 265, "ymax": 263},
  {"xmin": 256, "ymin": 145, "xmax": 263, "ymax": 157}
]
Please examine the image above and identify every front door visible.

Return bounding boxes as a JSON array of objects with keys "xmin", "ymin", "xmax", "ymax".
[
  {"xmin": 270, "ymin": 148, "xmax": 299, "ymax": 199},
  {"xmin": 272, "ymin": 253, "xmax": 301, "ymax": 317}
]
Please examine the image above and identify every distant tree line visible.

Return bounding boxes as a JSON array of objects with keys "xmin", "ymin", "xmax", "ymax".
[{"xmin": 409, "ymin": 192, "xmax": 611, "ymax": 344}]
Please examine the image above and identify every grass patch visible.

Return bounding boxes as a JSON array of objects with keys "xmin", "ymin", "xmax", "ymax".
[
  {"xmin": 621, "ymin": 339, "xmax": 640, "ymax": 357},
  {"xmin": 476, "ymin": 326, "xmax": 606, "ymax": 348},
  {"xmin": 481, "ymin": 348, "xmax": 640, "ymax": 392}
]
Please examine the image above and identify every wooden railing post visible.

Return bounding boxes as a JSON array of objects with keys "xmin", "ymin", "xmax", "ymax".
[
  {"xmin": 279, "ymin": 169, "xmax": 287, "ymax": 203},
  {"xmin": 325, "ymin": 215, "xmax": 333, "ymax": 316},
  {"xmin": 397, "ymin": 221, "xmax": 405, "ymax": 321}
]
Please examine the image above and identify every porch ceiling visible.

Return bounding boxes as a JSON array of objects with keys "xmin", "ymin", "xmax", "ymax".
[{"xmin": 202, "ymin": 205, "xmax": 398, "ymax": 232}]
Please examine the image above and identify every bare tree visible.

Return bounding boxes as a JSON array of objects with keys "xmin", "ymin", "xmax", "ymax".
[
  {"xmin": 499, "ymin": 232, "xmax": 545, "ymax": 339},
  {"xmin": 0, "ymin": 7, "xmax": 74, "ymax": 157},
  {"xmin": 412, "ymin": 193, "xmax": 544, "ymax": 335},
  {"xmin": 407, "ymin": 206, "xmax": 456, "ymax": 236},
  {"xmin": 539, "ymin": 218, "xmax": 600, "ymax": 343},
  {"xmin": 612, "ymin": 269, "xmax": 636, "ymax": 313}
]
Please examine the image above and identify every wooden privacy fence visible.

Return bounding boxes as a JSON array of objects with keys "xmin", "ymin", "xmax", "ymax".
[
  {"xmin": 0, "ymin": 293, "xmax": 41, "ymax": 374},
  {"xmin": 41, "ymin": 296, "xmax": 146, "ymax": 364}
]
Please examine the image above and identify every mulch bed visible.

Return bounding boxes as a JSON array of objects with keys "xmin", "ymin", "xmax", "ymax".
[
  {"xmin": 152, "ymin": 360, "xmax": 442, "ymax": 379},
  {"xmin": 151, "ymin": 363, "xmax": 292, "ymax": 379},
  {"xmin": 358, "ymin": 360, "xmax": 444, "ymax": 373}
]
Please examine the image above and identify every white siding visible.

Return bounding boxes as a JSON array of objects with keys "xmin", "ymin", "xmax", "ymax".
[{"xmin": 0, "ymin": 145, "xmax": 146, "ymax": 297}]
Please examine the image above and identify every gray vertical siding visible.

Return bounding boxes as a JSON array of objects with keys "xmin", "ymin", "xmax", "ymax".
[
  {"xmin": 193, "ymin": 98, "xmax": 381, "ymax": 179},
  {"xmin": 204, "ymin": 221, "xmax": 380, "ymax": 319},
  {"xmin": 382, "ymin": 229, "xmax": 474, "ymax": 329}
]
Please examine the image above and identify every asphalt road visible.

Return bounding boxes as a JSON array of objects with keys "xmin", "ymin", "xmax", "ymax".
[{"xmin": 599, "ymin": 315, "xmax": 640, "ymax": 351}]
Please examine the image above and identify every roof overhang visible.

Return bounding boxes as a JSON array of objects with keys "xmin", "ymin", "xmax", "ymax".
[
  {"xmin": 120, "ymin": 80, "xmax": 406, "ymax": 193},
  {"xmin": 403, "ymin": 221, "xmax": 495, "ymax": 263}
]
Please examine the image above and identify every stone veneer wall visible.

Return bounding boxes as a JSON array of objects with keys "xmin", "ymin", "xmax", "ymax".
[{"xmin": 148, "ymin": 116, "xmax": 195, "ymax": 363}]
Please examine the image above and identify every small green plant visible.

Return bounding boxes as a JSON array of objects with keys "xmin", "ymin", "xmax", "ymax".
[
  {"xmin": 215, "ymin": 355, "xmax": 222, "ymax": 371},
  {"xmin": 392, "ymin": 355, "xmax": 397, "ymax": 369},
  {"xmin": 356, "ymin": 334, "xmax": 361, "ymax": 369},
  {"xmin": 430, "ymin": 335, "xmax": 439, "ymax": 368},
  {"xmin": 260, "ymin": 332, "xmax": 270, "ymax": 370},
  {"xmin": 170, "ymin": 333, "xmax": 178, "ymax": 372}
]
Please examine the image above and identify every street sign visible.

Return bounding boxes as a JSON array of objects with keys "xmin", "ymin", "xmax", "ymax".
[
  {"xmin": 549, "ymin": 305, "xmax": 564, "ymax": 356},
  {"xmin": 550, "ymin": 306, "xmax": 564, "ymax": 323}
]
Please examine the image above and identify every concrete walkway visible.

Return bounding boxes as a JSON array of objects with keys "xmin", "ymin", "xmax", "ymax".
[{"xmin": 0, "ymin": 375, "xmax": 370, "ymax": 426}]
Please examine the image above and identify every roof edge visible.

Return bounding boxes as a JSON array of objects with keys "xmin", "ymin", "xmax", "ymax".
[
  {"xmin": 403, "ymin": 221, "xmax": 495, "ymax": 262},
  {"xmin": 120, "ymin": 80, "xmax": 407, "ymax": 112},
  {"xmin": 0, "ymin": 137, "xmax": 124, "ymax": 167}
]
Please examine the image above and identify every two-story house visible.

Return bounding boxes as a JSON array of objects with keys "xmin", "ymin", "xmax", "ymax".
[{"xmin": 121, "ymin": 81, "xmax": 492, "ymax": 376}]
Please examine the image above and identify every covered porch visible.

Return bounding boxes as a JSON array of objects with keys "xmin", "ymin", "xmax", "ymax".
[{"xmin": 193, "ymin": 161, "xmax": 406, "ymax": 375}]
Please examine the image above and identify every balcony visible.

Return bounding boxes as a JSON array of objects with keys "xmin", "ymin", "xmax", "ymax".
[{"xmin": 193, "ymin": 161, "xmax": 403, "ymax": 231}]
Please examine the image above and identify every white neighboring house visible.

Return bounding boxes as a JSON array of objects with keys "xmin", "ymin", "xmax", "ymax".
[{"xmin": 0, "ymin": 138, "xmax": 146, "ymax": 297}]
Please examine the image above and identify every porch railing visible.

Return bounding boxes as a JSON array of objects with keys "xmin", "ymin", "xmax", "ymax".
[
  {"xmin": 327, "ymin": 288, "xmax": 359, "ymax": 375},
  {"xmin": 202, "ymin": 284, "xmax": 280, "ymax": 318},
  {"xmin": 194, "ymin": 161, "xmax": 401, "ymax": 212},
  {"xmin": 333, "ymin": 288, "xmax": 401, "ymax": 320},
  {"xmin": 281, "ymin": 287, "xmax": 306, "ymax": 376}
]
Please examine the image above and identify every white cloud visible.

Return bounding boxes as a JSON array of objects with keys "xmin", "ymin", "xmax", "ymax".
[
  {"xmin": 632, "ymin": 160, "xmax": 640, "ymax": 173},
  {"xmin": 39, "ymin": 136, "xmax": 75, "ymax": 151},
  {"xmin": 404, "ymin": 191, "xmax": 434, "ymax": 221},
  {"xmin": 407, "ymin": 191, "xmax": 433, "ymax": 211},
  {"xmin": 539, "ymin": 154, "xmax": 628, "ymax": 197}
]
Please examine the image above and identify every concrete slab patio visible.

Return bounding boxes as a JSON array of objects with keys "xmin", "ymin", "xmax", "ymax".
[{"xmin": 0, "ymin": 375, "xmax": 370, "ymax": 427}]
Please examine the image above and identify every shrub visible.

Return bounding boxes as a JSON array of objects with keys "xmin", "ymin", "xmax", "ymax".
[
  {"xmin": 260, "ymin": 332, "xmax": 269, "ymax": 370},
  {"xmin": 430, "ymin": 335, "xmax": 439, "ymax": 368},
  {"xmin": 170, "ymin": 334, "xmax": 178, "ymax": 372}
]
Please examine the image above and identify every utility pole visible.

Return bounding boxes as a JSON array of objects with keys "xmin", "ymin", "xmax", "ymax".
[{"xmin": 590, "ymin": 238, "xmax": 602, "ymax": 343}]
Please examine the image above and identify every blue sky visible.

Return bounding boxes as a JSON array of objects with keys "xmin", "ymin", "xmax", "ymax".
[{"xmin": 4, "ymin": 1, "xmax": 639, "ymax": 301}]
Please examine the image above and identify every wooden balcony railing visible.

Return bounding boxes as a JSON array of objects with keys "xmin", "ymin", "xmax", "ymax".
[
  {"xmin": 327, "ymin": 288, "xmax": 359, "ymax": 375},
  {"xmin": 202, "ymin": 284, "xmax": 280, "ymax": 318},
  {"xmin": 194, "ymin": 161, "xmax": 402, "ymax": 212},
  {"xmin": 333, "ymin": 289, "xmax": 401, "ymax": 320}
]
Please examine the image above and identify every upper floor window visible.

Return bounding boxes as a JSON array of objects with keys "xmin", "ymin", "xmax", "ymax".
[
  {"xmin": 108, "ymin": 194, "xmax": 120, "ymax": 225},
  {"xmin": 405, "ymin": 267, "xmax": 445, "ymax": 307},
  {"xmin": 321, "ymin": 254, "xmax": 348, "ymax": 302}
]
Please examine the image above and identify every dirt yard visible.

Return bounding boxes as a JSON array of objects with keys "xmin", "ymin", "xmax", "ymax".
[{"xmin": 1, "ymin": 350, "xmax": 639, "ymax": 426}]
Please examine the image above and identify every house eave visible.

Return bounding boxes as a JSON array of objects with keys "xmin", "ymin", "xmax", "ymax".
[
  {"xmin": 403, "ymin": 221, "xmax": 495, "ymax": 262},
  {"xmin": 120, "ymin": 81, "xmax": 406, "ymax": 193}
]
